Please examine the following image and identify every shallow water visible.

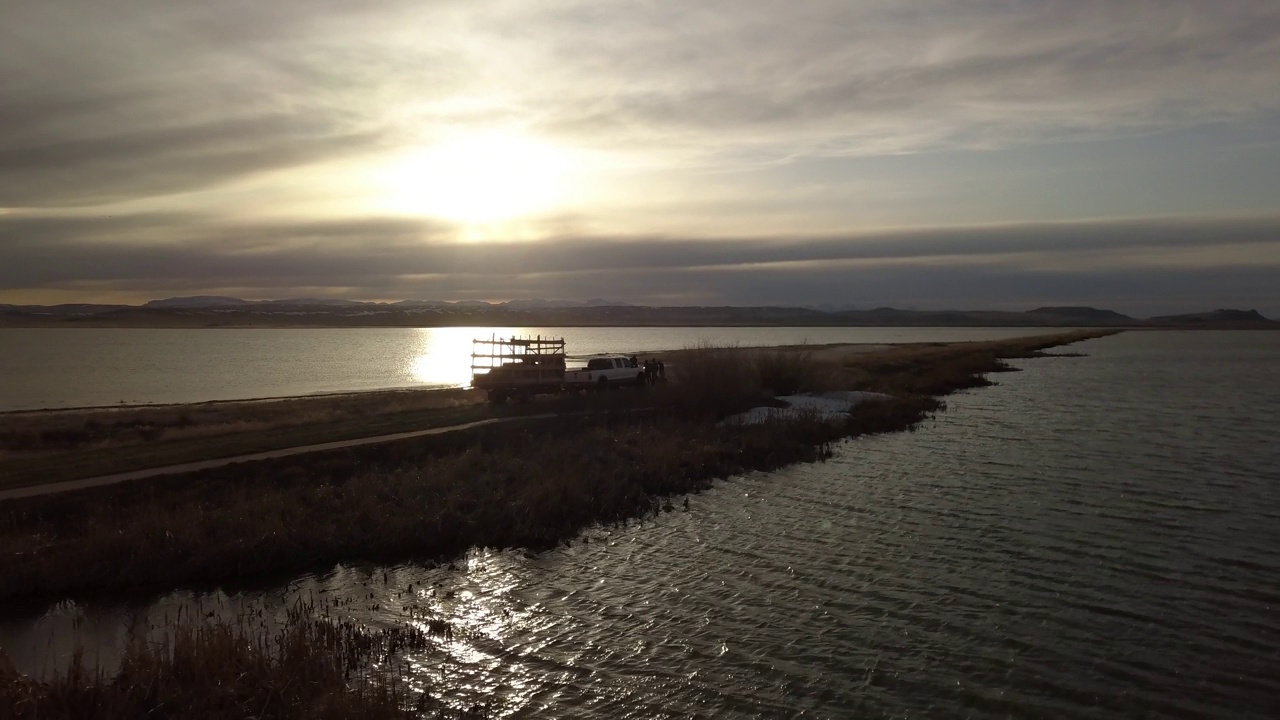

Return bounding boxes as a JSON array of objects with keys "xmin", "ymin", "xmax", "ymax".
[
  {"xmin": 0, "ymin": 325, "xmax": 1051, "ymax": 410},
  {"xmin": 4, "ymin": 330, "xmax": 1279, "ymax": 718}
]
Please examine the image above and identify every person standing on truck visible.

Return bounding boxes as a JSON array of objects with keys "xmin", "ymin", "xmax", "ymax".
[{"xmin": 629, "ymin": 355, "xmax": 639, "ymax": 368}]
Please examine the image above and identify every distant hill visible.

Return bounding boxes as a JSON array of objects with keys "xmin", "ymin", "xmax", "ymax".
[
  {"xmin": 1, "ymin": 297, "xmax": 1275, "ymax": 329},
  {"xmin": 1027, "ymin": 306, "xmax": 1133, "ymax": 322},
  {"xmin": 144, "ymin": 296, "xmax": 251, "ymax": 308},
  {"xmin": 502, "ymin": 299, "xmax": 581, "ymax": 310},
  {"xmin": 391, "ymin": 299, "xmax": 451, "ymax": 307},
  {"xmin": 1148, "ymin": 309, "xmax": 1275, "ymax": 327},
  {"xmin": 0, "ymin": 303, "xmax": 131, "ymax": 316},
  {"xmin": 146, "ymin": 296, "xmax": 376, "ymax": 308},
  {"xmin": 504, "ymin": 298, "xmax": 632, "ymax": 310},
  {"xmin": 262, "ymin": 298, "xmax": 372, "ymax": 307}
]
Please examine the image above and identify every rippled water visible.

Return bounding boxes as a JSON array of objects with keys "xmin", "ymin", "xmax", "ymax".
[
  {"xmin": 4, "ymin": 331, "xmax": 1279, "ymax": 718},
  {"xmin": 0, "ymin": 326, "xmax": 1051, "ymax": 411}
]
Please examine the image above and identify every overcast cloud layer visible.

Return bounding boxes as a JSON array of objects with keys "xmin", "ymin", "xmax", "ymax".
[{"xmin": 3, "ymin": 0, "xmax": 1278, "ymax": 312}]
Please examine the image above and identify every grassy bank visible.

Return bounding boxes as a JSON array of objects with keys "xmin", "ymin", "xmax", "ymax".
[
  {"xmin": 0, "ymin": 330, "xmax": 1114, "ymax": 606},
  {"xmin": 0, "ymin": 331, "xmax": 1115, "ymax": 717},
  {"xmin": 0, "ymin": 332, "xmax": 1100, "ymax": 492},
  {"xmin": 0, "ymin": 389, "xmax": 490, "ymax": 491},
  {"xmin": 2, "ymin": 388, "xmax": 482, "ymax": 454},
  {"xmin": 0, "ymin": 599, "xmax": 484, "ymax": 719}
]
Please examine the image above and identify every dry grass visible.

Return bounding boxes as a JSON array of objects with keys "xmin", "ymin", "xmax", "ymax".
[
  {"xmin": 0, "ymin": 330, "xmax": 1117, "ymax": 717},
  {"xmin": 0, "ymin": 388, "xmax": 483, "ymax": 458},
  {"xmin": 832, "ymin": 330, "xmax": 1112, "ymax": 397},
  {"xmin": 0, "ymin": 330, "xmax": 1118, "ymax": 605},
  {"xmin": 0, "ymin": 416, "xmax": 847, "ymax": 603},
  {"xmin": 0, "ymin": 599, "xmax": 484, "ymax": 720},
  {"xmin": 656, "ymin": 342, "xmax": 836, "ymax": 419},
  {"xmin": 0, "ymin": 392, "xmax": 502, "ymax": 491}
]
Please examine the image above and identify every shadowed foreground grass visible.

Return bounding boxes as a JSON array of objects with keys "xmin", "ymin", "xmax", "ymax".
[
  {"xmin": 0, "ymin": 412, "xmax": 913, "ymax": 603},
  {"xmin": 0, "ymin": 330, "xmax": 1113, "ymax": 607},
  {"xmin": 0, "ymin": 330, "xmax": 1116, "ymax": 717},
  {"xmin": 0, "ymin": 599, "xmax": 483, "ymax": 720},
  {"xmin": 0, "ymin": 389, "xmax": 492, "ymax": 491},
  {"xmin": 1, "ymin": 388, "xmax": 483, "ymax": 456}
]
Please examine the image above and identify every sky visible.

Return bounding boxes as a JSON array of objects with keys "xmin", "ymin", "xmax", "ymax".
[{"xmin": 2, "ymin": 0, "xmax": 1278, "ymax": 315}]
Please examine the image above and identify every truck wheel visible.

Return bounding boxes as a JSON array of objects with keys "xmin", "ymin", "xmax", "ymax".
[
  {"xmin": 597, "ymin": 377, "xmax": 609, "ymax": 392},
  {"xmin": 635, "ymin": 373, "xmax": 647, "ymax": 388},
  {"xmin": 488, "ymin": 390, "xmax": 507, "ymax": 405}
]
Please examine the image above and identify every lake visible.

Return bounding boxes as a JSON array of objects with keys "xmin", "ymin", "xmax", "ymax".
[
  {"xmin": 0, "ymin": 326, "xmax": 1049, "ymax": 411},
  {"xmin": 3, "ymin": 330, "xmax": 1278, "ymax": 718}
]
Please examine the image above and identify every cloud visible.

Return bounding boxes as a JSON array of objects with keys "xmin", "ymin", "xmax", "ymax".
[
  {"xmin": 3, "ymin": 212, "xmax": 1278, "ymax": 315},
  {"xmin": 3, "ymin": 0, "xmax": 1279, "ymax": 209},
  {"xmin": 0, "ymin": 117, "xmax": 385, "ymax": 208},
  {"xmin": 0, "ymin": 0, "xmax": 455, "ymax": 207},
  {"xmin": 3, "ymin": 0, "xmax": 1278, "ymax": 315},
  {"xmin": 523, "ymin": 0, "xmax": 1280, "ymax": 156}
]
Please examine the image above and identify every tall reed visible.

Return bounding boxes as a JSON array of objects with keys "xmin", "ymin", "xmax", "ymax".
[{"xmin": 0, "ymin": 599, "xmax": 484, "ymax": 719}]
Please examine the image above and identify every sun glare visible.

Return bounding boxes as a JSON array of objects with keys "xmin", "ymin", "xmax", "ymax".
[
  {"xmin": 380, "ymin": 132, "xmax": 570, "ymax": 223},
  {"xmin": 407, "ymin": 327, "xmax": 476, "ymax": 386}
]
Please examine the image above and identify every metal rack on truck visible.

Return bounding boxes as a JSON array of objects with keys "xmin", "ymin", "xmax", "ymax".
[{"xmin": 470, "ymin": 335, "xmax": 567, "ymax": 404}]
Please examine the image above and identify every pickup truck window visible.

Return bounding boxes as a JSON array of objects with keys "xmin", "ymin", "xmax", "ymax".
[{"xmin": 587, "ymin": 358, "xmax": 611, "ymax": 370}]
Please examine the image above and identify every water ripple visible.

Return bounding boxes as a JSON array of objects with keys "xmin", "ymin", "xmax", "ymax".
[{"xmin": 5, "ymin": 331, "xmax": 1280, "ymax": 718}]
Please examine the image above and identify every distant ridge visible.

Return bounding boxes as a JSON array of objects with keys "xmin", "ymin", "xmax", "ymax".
[
  {"xmin": 1027, "ymin": 306, "xmax": 1134, "ymax": 321},
  {"xmin": 144, "ymin": 296, "xmax": 250, "ymax": 308},
  {"xmin": 1148, "ymin": 309, "xmax": 1273, "ymax": 325},
  {"xmin": 147, "ymin": 296, "xmax": 372, "ymax": 308},
  {"xmin": 262, "ymin": 298, "xmax": 369, "ymax": 307},
  {"xmin": 503, "ymin": 298, "xmax": 632, "ymax": 310},
  {"xmin": 2, "ymin": 297, "xmax": 1276, "ymax": 328}
]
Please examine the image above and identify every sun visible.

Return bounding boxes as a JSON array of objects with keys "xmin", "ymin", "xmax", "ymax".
[{"xmin": 379, "ymin": 131, "xmax": 570, "ymax": 223}]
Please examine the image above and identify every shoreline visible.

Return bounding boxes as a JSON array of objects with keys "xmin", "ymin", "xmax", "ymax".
[
  {"xmin": 0, "ymin": 343, "xmax": 889, "ymax": 491},
  {"xmin": 0, "ymin": 415, "xmax": 558, "ymax": 503},
  {"xmin": 0, "ymin": 383, "xmax": 468, "ymax": 417},
  {"xmin": 0, "ymin": 330, "xmax": 1119, "ymax": 609},
  {"xmin": 0, "ymin": 341, "xmax": 891, "ymax": 416},
  {"xmin": 1, "ymin": 329, "xmax": 1120, "ymax": 717}
]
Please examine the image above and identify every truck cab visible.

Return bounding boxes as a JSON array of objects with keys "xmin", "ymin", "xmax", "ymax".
[{"xmin": 565, "ymin": 356, "xmax": 646, "ymax": 389}]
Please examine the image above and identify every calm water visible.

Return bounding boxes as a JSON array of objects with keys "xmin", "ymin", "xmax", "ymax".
[
  {"xmin": 4, "ymin": 331, "xmax": 1279, "ymax": 718},
  {"xmin": 0, "ymin": 326, "xmax": 1050, "ymax": 411}
]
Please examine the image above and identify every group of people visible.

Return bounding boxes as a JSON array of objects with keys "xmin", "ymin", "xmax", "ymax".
[{"xmin": 629, "ymin": 355, "xmax": 666, "ymax": 384}]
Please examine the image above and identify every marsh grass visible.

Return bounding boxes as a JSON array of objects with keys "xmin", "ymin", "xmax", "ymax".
[
  {"xmin": 752, "ymin": 346, "xmax": 836, "ymax": 396},
  {"xmin": 0, "ymin": 388, "xmax": 484, "ymax": 457},
  {"xmin": 657, "ymin": 342, "xmax": 835, "ymax": 419},
  {"xmin": 0, "ymin": 416, "xmax": 850, "ymax": 603},
  {"xmin": 0, "ymin": 599, "xmax": 484, "ymax": 720},
  {"xmin": 0, "ymin": 330, "xmax": 1117, "ymax": 717},
  {"xmin": 656, "ymin": 343, "xmax": 763, "ymax": 419},
  {"xmin": 0, "ymin": 330, "xmax": 1117, "ymax": 607},
  {"xmin": 0, "ymin": 393, "xmax": 510, "ymax": 491},
  {"xmin": 833, "ymin": 330, "xmax": 1107, "ymax": 398}
]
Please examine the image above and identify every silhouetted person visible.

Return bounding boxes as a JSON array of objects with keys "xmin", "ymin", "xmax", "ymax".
[
  {"xmin": 657, "ymin": 360, "xmax": 666, "ymax": 381},
  {"xmin": 629, "ymin": 355, "xmax": 639, "ymax": 368}
]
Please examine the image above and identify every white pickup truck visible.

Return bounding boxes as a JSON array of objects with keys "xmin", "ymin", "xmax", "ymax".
[{"xmin": 564, "ymin": 356, "xmax": 647, "ymax": 390}]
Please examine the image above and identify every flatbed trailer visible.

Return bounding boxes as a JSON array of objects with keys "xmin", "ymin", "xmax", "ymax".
[{"xmin": 471, "ymin": 335, "xmax": 567, "ymax": 404}]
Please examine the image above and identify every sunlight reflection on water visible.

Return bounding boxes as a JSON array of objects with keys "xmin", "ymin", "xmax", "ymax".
[
  {"xmin": 3, "ymin": 332, "xmax": 1277, "ymax": 717},
  {"xmin": 2, "ymin": 326, "xmax": 1051, "ymax": 410},
  {"xmin": 407, "ymin": 327, "xmax": 477, "ymax": 386}
]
